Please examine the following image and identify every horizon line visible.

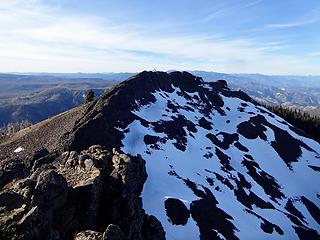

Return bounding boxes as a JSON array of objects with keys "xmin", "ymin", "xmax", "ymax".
[{"xmin": 1, "ymin": 70, "xmax": 320, "ymax": 78}]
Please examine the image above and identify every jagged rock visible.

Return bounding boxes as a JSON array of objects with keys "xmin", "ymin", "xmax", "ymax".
[
  {"xmin": 0, "ymin": 144, "xmax": 163, "ymax": 240},
  {"xmin": 17, "ymin": 206, "xmax": 38, "ymax": 225},
  {"xmin": 74, "ymin": 230, "xmax": 102, "ymax": 240},
  {"xmin": 60, "ymin": 151, "xmax": 70, "ymax": 165},
  {"xmin": 74, "ymin": 225, "xmax": 124, "ymax": 240},
  {"xmin": 69, "ymin": 151, "xmax": 78, "ymax": 160},
  {"xmin": 100, "ymin": 150, "xmax": 150, "ymax": 240},
  {"xmin": 31, "ymin": 152, "xmax": 59, "ymax": 173},
  {"xmin": 110, "ymin": 151, "xmax": 147, "ymax": 195},
  {"xmin": 102, "ymin": 224, "xmax": 124, "ymax": 240},
  {"xmin": 65, "ymin": 151, "xmax": 79, "ymax": 168},
  {"xmin": 66, "ymin": 158, "xmax": 78, "ymax": 168}
]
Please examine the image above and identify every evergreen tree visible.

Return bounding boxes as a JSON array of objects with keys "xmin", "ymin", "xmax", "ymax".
[
  {"xmin": 265, "ymin": 104, "xmax": 320, "ymax": 142},
  {"xmin": 85, "ymin": 89, "xmax": 95, "ymax": 103}
]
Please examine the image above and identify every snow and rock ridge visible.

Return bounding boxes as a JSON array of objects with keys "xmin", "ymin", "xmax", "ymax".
[
  {"xmin": 115, "ymin": 71, "xmax": 320, "ymax": 240},
  {"xmin": 0, "ymin": 71, "xmax": 319, "ymax": 240}
]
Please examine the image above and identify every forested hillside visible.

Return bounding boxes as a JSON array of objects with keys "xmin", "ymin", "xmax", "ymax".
[{"xmin": 268, "ymin": 105, "xmax": 320, "ymax": 141}]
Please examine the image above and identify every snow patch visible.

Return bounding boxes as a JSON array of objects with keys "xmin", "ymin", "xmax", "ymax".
[
  {"xmin": 118, "ymin": 84, "xmax": 320, "ymax": 240},
  {"xmin": 14, "ymin": 146, "xmax": 24, "ymax": 153}
]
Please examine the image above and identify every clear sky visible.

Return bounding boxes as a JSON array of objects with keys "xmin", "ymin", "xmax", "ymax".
[{"xmin": 1, "ymin": 0, "xmax": 320, "ymax": 74}]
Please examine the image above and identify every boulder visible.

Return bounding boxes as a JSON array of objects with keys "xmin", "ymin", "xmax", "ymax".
[
  {"xmin": 0, "ymin": 159, "xmax": 27, "ymax": 189},
  {"xmin": 32, "ymin": 169, "xmax": 68, "ymax": 210}
]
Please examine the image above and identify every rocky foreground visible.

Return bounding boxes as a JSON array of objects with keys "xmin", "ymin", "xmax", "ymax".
[{"xmin": 0, "ymin": 144, "xmax": 164, "ymax": 239}]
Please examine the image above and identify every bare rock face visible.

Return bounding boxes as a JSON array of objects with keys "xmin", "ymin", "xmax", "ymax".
[
  {"xmin": 0, "ymin": 145, "xmax": 165, "ymax": 240},
  {"xmin": 0, "ymin": 168, "xmax": 69, "ymax": 239},
  {"xmin": 101, "ymin": 150, "xmax": 148, "ymax": 240}
]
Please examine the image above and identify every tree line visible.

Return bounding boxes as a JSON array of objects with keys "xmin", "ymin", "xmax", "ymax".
[{"xmin": 267, "ymin": 105, "xmax": 320, "ymax": 142}]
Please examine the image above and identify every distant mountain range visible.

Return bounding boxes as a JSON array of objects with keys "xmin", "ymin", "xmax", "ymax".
[
  {"xmin": 191, "ymin": 71, "xmax": 320, "ymax": 115},
  {"xmin": 0, "ymin": 71, "xmax": 319, "ymax": 127}
]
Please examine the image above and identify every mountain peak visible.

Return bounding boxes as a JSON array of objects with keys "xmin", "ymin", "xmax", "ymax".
[
  {"xmin": 0, "ymin": 71, "xmax": 319, "ymax": 240},
  {"xmin": 114, "ymin": 71, "xmax": 205, "ymax": 97}
]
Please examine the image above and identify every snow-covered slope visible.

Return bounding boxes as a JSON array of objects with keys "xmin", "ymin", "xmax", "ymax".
[{"xmin": 115, "ymin": 72, "xmax": 320, "ymax": 240}]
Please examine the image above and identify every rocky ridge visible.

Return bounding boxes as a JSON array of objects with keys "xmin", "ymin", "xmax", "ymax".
[{"xmin": 0, "ymin": 71, "xmax": 319, "ymax": 240}]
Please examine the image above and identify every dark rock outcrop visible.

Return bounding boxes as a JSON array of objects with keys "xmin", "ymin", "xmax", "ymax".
[{"xmin": 0, "ymin": 145, "xmax": 165, "ymax": 240}]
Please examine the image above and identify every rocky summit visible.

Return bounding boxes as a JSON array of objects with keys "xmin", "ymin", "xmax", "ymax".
[{"xmin": 0, "ymin": 71, "xmax": 319, "ymax": 240}]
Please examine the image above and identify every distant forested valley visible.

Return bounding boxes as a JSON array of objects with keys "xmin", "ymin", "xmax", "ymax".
[{"xmin": 0, "ymin": 72, "xmax": 319, "ymax": 138}]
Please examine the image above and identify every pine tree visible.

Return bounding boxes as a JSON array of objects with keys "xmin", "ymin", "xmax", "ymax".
[
  {"xmin": 266, "ymin": 104, "xmax": 320, "ymax": 142},
  {"xmin": 85, "ymin": 89, "xmax": 95, "ymax": 103}
]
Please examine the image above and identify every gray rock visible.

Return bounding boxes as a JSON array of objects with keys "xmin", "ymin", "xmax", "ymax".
[
  {"xmin": 0, "ymin": 145, "xmax": 165, "ymax": 240},
  {"xmin": 60, "ymin": 151, "xmax": 70, "ymax": 165},
  {"xmin": 66, "ymin": 158, "xmax": 78, "ymax": 168},
  {"xmin": 74, "ymin": 230, "xmax": 102, "ymax": 240},
  {"xmin": 33, "ymin": 169, "xmax": 68, "ymax": 210},
  {"xmin": 31, "ymin": 152, "xmax": 59, "ymax": 171},
  {"xmin": 69, "ymin": 151, "xmax": 78, "ymax": 160},
  {"xmin": 107, "ymin": 152, "xmax": 150, "ymax": 240},
  {"xmin": 78, "ymin": 154, "xmax": 88, "ymax": 161},
  {"xmin": 84, "ymin": 159, "xmax": 94, "ymax": 171}
]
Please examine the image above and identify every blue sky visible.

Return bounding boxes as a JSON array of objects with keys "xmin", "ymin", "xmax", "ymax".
[{"xmin": 0, "ymin": 0, "xmax": 320, "ymax": 74}]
